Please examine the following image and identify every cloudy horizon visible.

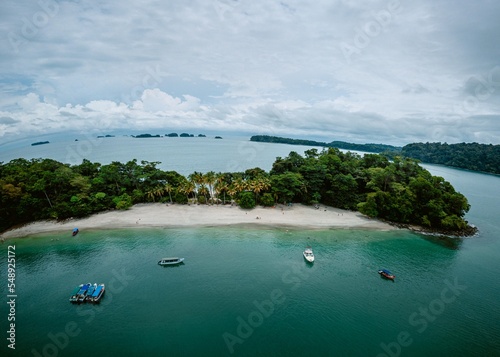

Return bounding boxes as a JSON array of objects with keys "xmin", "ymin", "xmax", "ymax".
[{"xmin": 1, "ymin": 0, "xmax": 499, "ymax": 146}]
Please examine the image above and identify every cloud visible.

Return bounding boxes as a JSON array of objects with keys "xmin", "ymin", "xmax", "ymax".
[{"xmin": 0, "ymin": 0, "xmax": 499, "ymax": 145}]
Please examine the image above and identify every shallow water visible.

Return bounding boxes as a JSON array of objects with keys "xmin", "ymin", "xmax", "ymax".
[{"xmin": 1, "ymin": 226, "xmax": 499, "ymax": 356}]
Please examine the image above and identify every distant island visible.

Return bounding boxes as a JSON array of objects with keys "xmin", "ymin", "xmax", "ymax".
[
  {"xmin": 251, "ymin": 135, "xmax": 500, "ymax": 175},
  {"xmin": 250, "ymin": 135, "xmax": 399, "ymax": 153},
  {"xmin": 31, "ymin": 141, "xmax": 50, "ymax": 146},
  {"xmin": 198, "ymin": 134, "xmax": 206, "ymax": 137},
  {"xmin": 215, "ymin": 136, "xmax": 223, "ymax": 139},
  {"xmin": 97, "ymin": 135, "xmax": 115, "ymax": 138},
  {"xmin": 166, "ymin": 133, "xmax": 178, "ymax": 137},
  {"xmin": 133, "ymin": 134, "xmax": 161, "ymax": 138},
  {"xmin": 180, "ymin": 133, "xmax": 194, "ymax": 137}
]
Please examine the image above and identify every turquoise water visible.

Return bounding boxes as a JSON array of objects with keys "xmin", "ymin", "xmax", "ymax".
[
  {"xmin": 1, "ymin": 138, "xmax": 500, "ymax": 356},
  {"xmin": 2, "ymin": 227, "xmax": 499, "ymax": 356}
]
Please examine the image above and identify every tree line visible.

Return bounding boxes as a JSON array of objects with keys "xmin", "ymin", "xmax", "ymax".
[
  {"xmin": 397, "ymin": 142, "xmax": 500, "ymax": 175},
  {"xmin": 0, "ymin": 149, "xmax": 475, "ymax": 235},
  {"xmin": 250, "ymin": 135, "xmax": 401, "ymax": 153},
  {"xmin": 250, "ymin": 135, "xmax": 499, "ymax": 175}
]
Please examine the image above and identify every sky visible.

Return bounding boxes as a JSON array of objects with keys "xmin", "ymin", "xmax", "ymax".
[{"xmin": 0, "ymin": 0, "xmax": 499, "ymax": 146}]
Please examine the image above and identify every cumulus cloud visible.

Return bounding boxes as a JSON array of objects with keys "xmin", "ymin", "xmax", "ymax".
[{"xmin": 0, "ymin": 0, "xmax": 499, "ymax": 144}]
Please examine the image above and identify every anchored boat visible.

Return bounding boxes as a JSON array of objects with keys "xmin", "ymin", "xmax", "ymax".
[
  {"xmin": 76, "ymin": 283, "xmax": 91, "ymax": 303},
  {"xmin": 158, "ymin": 257, "xmax": 184, "ymax": 266},
  {"xmin": 69, "ymin": 285, "xmax": 82, "ymax": 303},
  {"xmin": 378, "ymin": 269, "xmax": 395, "ymax": 280},
  {"xmin": 89, "ymin": 284, "xmax": 105, "ymax": 303},
  {"xmin": 303, "ymin": 247, "xmax": 315, "ymax": 263}
]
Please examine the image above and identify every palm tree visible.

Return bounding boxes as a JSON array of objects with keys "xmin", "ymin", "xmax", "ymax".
[
  {"xmin": 179, "ymin": 181, "xmax": 195, "ymax": 204},
  {"xmin": 146, "ymin": 188, "xmax": 156, "ymax": 202},
  {"xmin": 198, "ymin": 184, "xmax": 209, "ymax": 204},
  {"xmin": 188, "ymin": 171, "xmax": 204, "ymax": 200},
  {"xmin": 216, "ymin": 181, "xmax": 228, "ymax": 205},
  {"xmin": 164, "ymin": 183, "xmax": 173, "ymax": 203},
  {"xmin": 155, "ymin": 185, "xmax": 164, "ymax": 198},
  {"xmin": 204, "ymin": 171, "xmax": 216, "ymax": 203}
]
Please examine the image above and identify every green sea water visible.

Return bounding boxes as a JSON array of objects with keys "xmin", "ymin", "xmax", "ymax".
[{"xmin": 1, "ymin": 225, "xmax": 499, "ymax": 357}]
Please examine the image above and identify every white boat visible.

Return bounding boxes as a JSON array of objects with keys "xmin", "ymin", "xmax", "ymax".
[
  {"xmin": 303, "ymin": 247, "xmax": 314, "ymax": 263},
  {"xmin": 158, "ymin": 257, "xmax": 185, "ymax": 266}
]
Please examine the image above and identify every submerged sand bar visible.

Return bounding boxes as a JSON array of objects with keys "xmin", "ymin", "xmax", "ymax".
[{"xmin": 1, "ymin": 203, "xmax": 395, "ymax": 239}]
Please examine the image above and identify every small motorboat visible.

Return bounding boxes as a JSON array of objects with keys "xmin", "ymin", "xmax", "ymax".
[
  {"xmin": 72, "ymin": 228, "xmax": 79, "ymax": 236},
  {"xmin": 76, "ymin": 283, "xmax": 91, "ymax": 303},
  {"xmin": 85, "ymin": 284, "xmax": 97, "ymax": 301},
  {"xmin": 158, "ymin": 257, "xmax": 185, "ymax": 266},
  {"xmin": 378, "ymin": 269, "xmax": 395, "ymax": 280},
  {"xmin": 303, "ymin": 247, "xmax": 314, "ymax": 263},
  {"xmin": 89, "ymin": 284, "xmax": 105, "ymax": 303},
  {"xmin": 69, "ymin": 285, "xmax": 82, "ymax": 303}
]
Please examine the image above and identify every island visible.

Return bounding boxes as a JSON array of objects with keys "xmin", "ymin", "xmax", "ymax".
[
  {"xmin": 0, "ymin": 149, "xmax": 476, "ymax": 237},
  {"xmin": 133, "ymin": 134, "xmax": 161, "ymax": 138},
  {"xmin": 215, "ymin": 136, "xmax": 223, "ymax": 139},
  {"xmin": 397, "ymin": 142, "xmax": 500, "ymax": 175},
  {"xmin": 180, "ymin": 133, "xmax": 195, "ymax": 137},
  {"xmin": 31, "ymin": 141, "xmax": 50, "ymax": 146},
  {"xmin": 198, "ymin": 134, "xmax": 206, "ymax": 137},
  {"xmin": 166, "ymin": 133, "xmax": 179, "ymax": 137},
  {"xmin": 250, "ymin": 135, "xmax": 500, "ymax": 175},
  {"xmin": 250, "ymin": 135, "xmax": 399, "ymax": 153}
]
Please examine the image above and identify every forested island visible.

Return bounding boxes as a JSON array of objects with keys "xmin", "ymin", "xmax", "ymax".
[
  {"xmin": 250, "ymin": 135, "xmax": 400, "ymax": 153},
  {"xmin": 0, "ymin": 149, "xmax": 476, "ymax": 236},
  {"xmin": 31, "ymin": 141, "xmax": 50, "ymax": 146},
  {"xmin": 398, "ymin": 142, "xmax": 500, "ymax": 175},
  {"xmin": 250, "ymin": 135, "xmax": 500, "ymax": 175}
]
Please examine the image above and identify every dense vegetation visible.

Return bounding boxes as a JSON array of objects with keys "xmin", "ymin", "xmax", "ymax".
[
  {"xmin": 251, "ymin": 135, "xmax": 500, "ymax": 175},
  {"xmin": 250, "ymin": 135, "xmax": 401, "ymax": 153},
  {"xmin": 0, "ymin": 149, "xmax": 475, "ymax": 236},
  {"xmin": 398, "ymin": 142, "xmax": 500, "ymax": 175}
]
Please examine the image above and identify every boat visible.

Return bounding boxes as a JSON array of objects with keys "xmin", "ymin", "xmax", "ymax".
[
  {"xmin": 303, "ymin": 247, "xmax": 314, "ymax": 263},
  {"xmin": 158, "ymin": 257, "xmax": 185, "ymax": 266},
  {"xmin": 85, "ymin": 284, "xmax": 97, "ymax": 301},
  {"xmin": 77, "ymin": 283, "xmax": 91, "ymax": 302},
  {"xmin": 378, "ymin": 269, "xmax": 396, "ymax": 280},
  {"xmin": 72, "ymin": 228, "xmax": 79, "ymax": 236},
  {"xmin": 89, "ymin": 284, "xmax": 105, "ymax": 303},
  {"xmin": 69, "ymin": 285, "xmax": 82, "ymax": 303}
]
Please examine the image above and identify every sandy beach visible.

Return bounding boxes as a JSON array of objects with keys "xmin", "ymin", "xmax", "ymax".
[{"xmin": 0, "ymin": 203, "xmax": 395, "ymax": 239}]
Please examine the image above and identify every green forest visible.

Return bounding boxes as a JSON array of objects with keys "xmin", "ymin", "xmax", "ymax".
[
  {"xmin": 250, "ymin": 135, "xmax": 400, "ymax": 153},
  {"xmin": 250, "ymin": 135, "xmax": 500, "ymax": 175},
  {"xmin": 0, "ymin": 149, "xmax": 475, "ymax": 235},
  {"xmin": 399, "ymin": 142, "xmax": 500, "ymax": 175}
]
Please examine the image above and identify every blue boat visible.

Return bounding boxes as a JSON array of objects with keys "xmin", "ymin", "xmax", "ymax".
[
  {"xmin": 378, "ymin": 269, "xmax": 395, "ymax": 280},
  {"xmin": 89, "ymin": 284, "xmax": 105, "ymax": 303},
  {"xmin": 77, "ymin": 283, "xmax": 91, "ymax": 302},
  {"xmin": 72, "ymin": 228, "xmax": 79, "ymax": 236},
  {"xmin": 85, "ymin": 284, "xmax": 97, "ymax": 301},
  {"xmin": 69, "ymin": 285, "xmax": 82, "ymax": 303}
]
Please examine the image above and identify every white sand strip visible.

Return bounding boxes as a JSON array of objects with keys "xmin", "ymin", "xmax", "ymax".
[{"xmin": 0, "ymin": 203, "xmax": 395, "ymax": 239}]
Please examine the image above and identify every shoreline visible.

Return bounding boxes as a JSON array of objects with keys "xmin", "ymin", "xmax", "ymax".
[{"xmin": 0, "ymin": 203, "xmax": 396, "ymax": 239}]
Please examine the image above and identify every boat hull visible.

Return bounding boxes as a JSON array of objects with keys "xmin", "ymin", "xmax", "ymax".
[
  {"xmin": 158, "ymin": 257, "xmax": 185, "ymax": 266},
  {"xmin": 378, "ymin": 270, "xmax": 395, "ymax": 280}
]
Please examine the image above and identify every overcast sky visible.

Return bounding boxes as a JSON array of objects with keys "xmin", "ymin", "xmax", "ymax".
[{"xmin": 1, "ymin": 0, "xmax": 499, "ymax": 145}]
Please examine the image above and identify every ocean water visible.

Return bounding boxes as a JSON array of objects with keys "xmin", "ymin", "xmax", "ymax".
[{"xmin": 1, "ymin": 137, "xmax": 499, "ymax": 356}]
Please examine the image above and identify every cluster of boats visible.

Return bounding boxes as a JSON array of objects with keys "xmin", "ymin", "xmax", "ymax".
[{"xmin": 69, "ymin": 283, "xmax": 105, "ymax": 303}]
